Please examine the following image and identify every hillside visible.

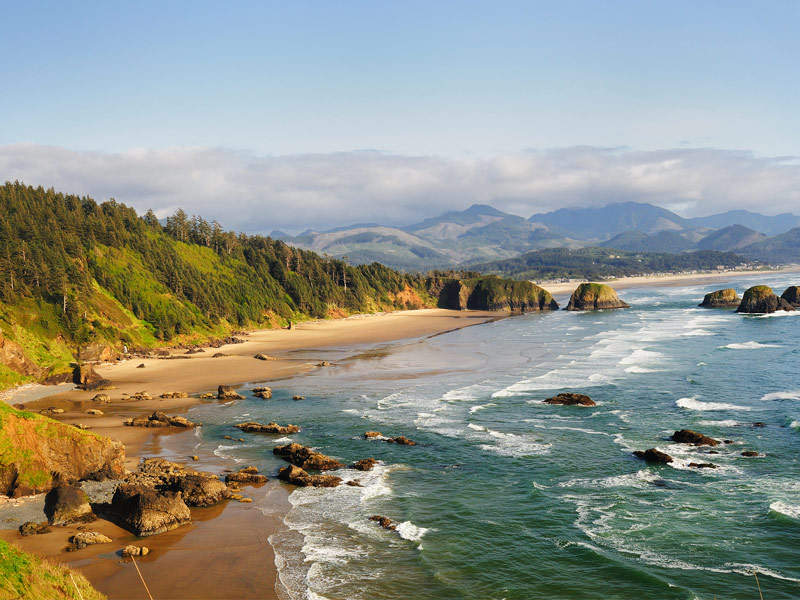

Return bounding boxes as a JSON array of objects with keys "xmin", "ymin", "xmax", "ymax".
[
  {"xmin": 529, "ymin": 202, "xmax": 688, "ymax": 239},
  {"xmin": 470, "ymin": 248, "xmax": 749, "ymax": 281},
  {"xmin": 0, "ymin": 181, "xmax": 440, "ymax": 387},
  {"xmin": 739, "ymin": 227, "xmax": 800, "ymax": 263},
  {"xmin": 600, "ymin": 230, "xmax": 694, "ymax": 253},
  {"xmin": 696, "ymin": 224, "xmax": 767, "ymax": 251}
]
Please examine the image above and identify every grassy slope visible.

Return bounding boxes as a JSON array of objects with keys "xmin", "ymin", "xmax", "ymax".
[{"xmin": 0, "ymin": 539, "xmax": 106, "ymax": 600}]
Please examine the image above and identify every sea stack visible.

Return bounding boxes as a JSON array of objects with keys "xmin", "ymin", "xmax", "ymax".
[
  {"xmin": 699, "ymin": 288, "xmax": 740, "ymax": 308},
  {"xmin": 736, "ymin": 285, "xmax": 795, "ymax": 314},
  {"xmin": 780, "ymin": 286, "xmax": 800, "ymax": 307},
  {"xmin": 566, "ymin": 283, "xmax": 629, "ymax": 311}
]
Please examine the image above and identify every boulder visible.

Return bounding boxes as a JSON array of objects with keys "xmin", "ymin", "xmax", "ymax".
[
  {"xmin": 70, "ymin": 531, "xmax": 112, "ymax": 549},
  {"xmin": 671, "ymin": 429, "xmax": 720, "ymax": 447},
  {"xmin": 129, "ymin": 391, "xmax": 152, "ymax": 401},
  {"xmin": 199, "ymin": 392, "xmax": 216, "ymax": 399},
  {"xmin": 44, "ymin": 485, "xmax": 95, "ymax": 525},
  {"xmin": 253, "ymin": 386, "xmax": 272, "ymax": 399},
  {"xmin": 387, "ymin": 436, "xmax": 416, "ymax": 446},
  {"xmin": 160, "ymin": 392, "xmax": 189, "ymax": 399},
  {"xmin": 167, "ymin": 474, "xmax": 228, "ymax": 507},
  {"xmin": 292, "ymin": 395, "xmax": 304, "ymax": 401},
  {"xmin": 110, "ymin": 484, "xmax": 191, "ymax": 537},
  {"xmin": 225, "ymin": 466, "xmax": 268, "ymax": 485},
  {"xmin": 688, "ymin": 462, "xmax": 718, "ymax": 469},
  {"xmin": 277, "ymin": 465, "xmax": 341, "ymax": 487},
  {"xmin": 543, "ymin": 393, "xmax": 596, "ymax": 407},
  {"xmin": 741, "ymin": 450, "xmax": 759, "ymax": 457},
  {"xmin": 122, "ymin": 545, "xmax": 150, "ymax": 557},
  {"xmin": 737, "ymin": 285, "xmax": 795, "ymax": 314},
  {"xmin": 699, "ymin": 288, "xmax": 741, "ymax": 308},
  {"xmin": 254, "ymin": 354, "xmax": 276, "ymax": 361},
  {"xmin": 212, "ymin": 353, "xmax": 228, "ymax": 358},
  {"xmin": 0, "ymin": 403, "xmax": 125, "ymax": 497},
  {"xmin": 780, "ymin": 285, "xmax": 800, "ymax": 307},
  {"xmin": 218, "ymin": 385, "xmax": 245, "ymax": 400},
  {"xmin": 317, "ymin": 361, "xmax": 332, "ymax": 367},
  {"xmin": 235, "ymin": 421, "xmax": 300, "ymax": 434},
  {"xmin": 633, "ymin": 448, "xmax": 674, "ymax": 464},
  {"xmin": 273, "ymin": 443, "xmax": 343, "ymax": 471},
  {"xmin": 124, "ymin": 411, "xmax": 198, "ymax": 428},
  {"xmin": 92, "ymin": 394, "xmax": 111, "ymax": 403},
  {"xmin": 369, "ymin": 515, "xmax": 396, "ymax": 531},
  {"xmin": 136, "ymin": 363, "xmax": 146, "ymax": 368},
  {"xmin": 364, "ymin": 431, "xmax": 383, "ymax": 439},
  {"xmin": 86, "ymin": 409, "xmax": 104, "ymax": 416},
  {"xmin": 350, "ymin": 458, "xmax": 378, "ymax": 471},
  {"xmin": 566, "ymin": 283, "xmax": 629, "ymax": 311},
  {"xmin": 19, "ymin": 521, "xmax": 51, "ymax": 536}
]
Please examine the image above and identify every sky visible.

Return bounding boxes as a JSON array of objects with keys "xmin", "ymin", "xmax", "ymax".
[{"xmin": 1, "ymin": 1, "xmax": 799, "ymax": 232}]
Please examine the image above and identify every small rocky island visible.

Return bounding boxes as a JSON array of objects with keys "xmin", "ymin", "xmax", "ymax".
[
  {"xmin": 780, "ymin": 285, "xmax": 800, "ymax": 307},
  {"xmin": 736, "ymin": 285, "xmax": 795, "ymax": 314},
  {"xmin": 434, "ymin": 276, "xmax": 559, "ymax": 312},
  {"xmin": 566, "ymin": 283, "xmax": 629, "ymax": 311},
  {"xmin": 699, "ymin": 288, "xmax": 740, "ymax": 308}
]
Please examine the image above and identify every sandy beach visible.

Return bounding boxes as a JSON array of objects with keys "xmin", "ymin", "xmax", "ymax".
[
  {"xmin": 0, "ymin": 308, "xmax": 502, "ymax": 600},
  {"xmin": 541, "ymin": 265, "xmax": 800, "ymax": 296}
]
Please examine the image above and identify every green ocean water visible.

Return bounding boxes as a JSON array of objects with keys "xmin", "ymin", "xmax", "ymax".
[{"xmin": 182, "ymin": 275, "xmax": 800, "ymax": 599}]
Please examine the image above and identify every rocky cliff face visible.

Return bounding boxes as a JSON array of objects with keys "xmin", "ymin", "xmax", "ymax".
[
  {"xmin": 699, "ymin": 288, "xmax": 740, "ymax": 308},
  {"xmin": 566, "ymin": 283, "xmax": 629, "ymax": 311},
  {"xmin": 436, "ymin": 277, "xmax": 558, "ymax": 312},
  {"xmin": 736, "ymin": 285, "xmax": 795, "ymax": 314},
  {"xmin": 0, "ymin": 403, "xmax": 125, "ymax": 497},
  {"xmin": 0, "ymin": 329, "xmax": 44, "ymax": 379},
  {"xmin": 780, "ymin": 285, "xmax": 800, "ymax": 307}
]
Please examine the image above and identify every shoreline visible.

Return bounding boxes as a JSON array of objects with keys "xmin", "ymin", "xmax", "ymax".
[
  {"xmin": 0, "ymin": 308, "xmax": 503, "ymax": 600},
  {"xmin": 541, "ymin": 265, "xmax": 800, "ymax": 295}
]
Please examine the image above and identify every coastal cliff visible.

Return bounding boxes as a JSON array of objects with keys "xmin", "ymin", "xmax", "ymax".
[
  {"xmin": 566, "ymin": 283, "xmax": 629, "ymax": 311},
  {"xmin": 0, "ymin": 402, "xmax": 125, "ymax": 497},
  {"xmin": 434, "ymin": 276, "xmax": 558, "ymax": 312}
]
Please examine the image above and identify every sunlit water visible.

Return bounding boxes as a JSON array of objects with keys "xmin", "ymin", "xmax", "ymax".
[{"xmin": 176, "ymin": 274, "xmax": 800, "ymax": 599}]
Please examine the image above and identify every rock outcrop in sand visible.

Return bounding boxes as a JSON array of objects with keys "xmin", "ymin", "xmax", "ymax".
[
  {"xmin": 566, "ymin": 283, "xmax": 630, "ymax": 311},
  {"xmin": 110, "ymin": 484, "xmax": 191, "ymax": 537},
  {"xmin": 0, "ymin": 403, "xmax": 124, "ymax": 497},
  {"xmin": 44, "ymin": 485, "xmax": 95, "ymax": 525},
  {"xmin": 736, "ymin": 285, "xmax": 795, "ymax": 314},
  {"xmin": 225, "ymin": 466, "xmax": 268, "ymax": 484},
  {"xmin": 699, "ymin": 288, "xmax": 740, "ymax": 308},
  {"xmin": 218, "ymin": 385, "xmax": 245, "ymax": 399},
  {"xmin": 124, "ymin": 411, "xmax": 198, "ymax": 428}
]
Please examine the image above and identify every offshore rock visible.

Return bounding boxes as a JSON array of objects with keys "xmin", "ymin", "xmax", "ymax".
[
  {"xmin": 780, "ymin": 285, "xmax": 800, "ymax": 307},
  {"xmin": 387, "ymin": 436, "xmax": 416, "ymax": 446},
  {"xmin": 566, "ymin": 283, "xmax": 630, "ymax": 311},
  {"xmin": 436, "ymin": 277, "xmax": 559, "ymax": 312},
  {"xmin": 218, "ymin": 385, "xmax": 245, "ymax": 400},
  {"xmin": 369, "ymin": 515, "xmax": 397, "ymax": 531},
  {"xmin": 736, "ymin": 285, "xmax": 794, "ymax": 314},
  {"xmin": 699, "ymin": 288, "xmax": 741, "ymax": 308},
  {"xmin": 235, "ymin": 421, "xmax": 300, "ymax": 434},
  {"xmin": 225, "ymin": 466, "xmax": 268, "ymax": 485},
  {"xmin": 273, "ymin": 443, "xmax": 343, "ymax": 471},
  {"xmin": 671, "ymin": 429, "xmax": 720, "ymax": 447},
  {"xmin": 350, "ymin": 458, "xmax": 378, "ymax": 471},
  {"xmin": 110, "ymin": 484, "xmax": 191, "ymax": 537},
  {"xmin": 543, "ymin": 393, "xmax": 596, "ymax": 407},
  {"xmin": 633, "ymin": 448, "xmax": 674, "ymax": 464},
  {"xmin": 277, "ymin": 465, "xmax": 341, "ymax": 487}
]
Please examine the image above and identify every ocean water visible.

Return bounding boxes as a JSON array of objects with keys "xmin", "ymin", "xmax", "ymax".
[{"xmin": 178, "ymin": 275, "xmax": 800, "ymax": 599}]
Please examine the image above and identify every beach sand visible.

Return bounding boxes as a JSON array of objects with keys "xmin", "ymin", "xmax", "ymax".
[{"xmin": 0, "ymin": 308, "xmax": 501, "ymax": 599}]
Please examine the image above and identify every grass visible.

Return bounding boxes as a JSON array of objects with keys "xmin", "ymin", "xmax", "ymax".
[{"xmin": 0, "ymin": 539, "xmax": 106, "ymax": 600}]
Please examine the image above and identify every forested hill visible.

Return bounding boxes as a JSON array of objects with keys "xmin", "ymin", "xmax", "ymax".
[{"xmin": 0, "ymin": 181, "xmax": 436, "ymax": 386}]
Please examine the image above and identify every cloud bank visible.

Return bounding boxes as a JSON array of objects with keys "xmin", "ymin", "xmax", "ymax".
[{"xmin": 1, "ymin": 143, "xmax": 799, "ymax": 234}]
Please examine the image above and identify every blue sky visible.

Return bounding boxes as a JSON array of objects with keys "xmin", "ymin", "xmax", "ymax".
[{"xmin": 1, "ymin": 1, "xmax": 799, "ymax": 230}]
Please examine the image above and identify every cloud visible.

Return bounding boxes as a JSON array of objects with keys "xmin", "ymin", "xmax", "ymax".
[{"xmin": 1, "ymin": 143, "xmax": 799, "ymax": 233}]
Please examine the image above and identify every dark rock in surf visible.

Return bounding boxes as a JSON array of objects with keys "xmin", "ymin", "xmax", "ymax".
[
  {"xmin": 543, "ymin": 393, "xmax": 596, "ymax": 407},
  {"xmin": 633, "ymin": 448, "xmax": 673, "ymax": 464},
  {"xmin": 671, "ymin": 429, "xmax": 720, "ymax": 447},
  {"xmin": 736, "ymin": 285, "xmax": 794, "ymax": 314}
]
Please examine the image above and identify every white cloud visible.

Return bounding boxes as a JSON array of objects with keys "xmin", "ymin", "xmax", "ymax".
[{"xmin": 1, "ymin": 143, "xmax": 799, "ymax": 234}]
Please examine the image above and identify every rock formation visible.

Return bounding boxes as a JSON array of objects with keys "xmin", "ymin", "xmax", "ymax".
[
  {"xmin": 225, "ymin": 466, "xmax": 268, "ymax": 484},
  {"xmin": 350, "ymin": 458, "xmax": 378, "ymax": 471},
  {"xmin": 780, "ymin": 285, "xmax": 800, "ymax": 307},
  {"xmin": 699, "ymin": 288, "xmax": 740, "ymax": 308},
  {"xmin": 387, "ymin": 436, "xmax": 416, "ymax": 446},
  {"xmin": 253, "ymin": 386, "xmax": 272, "ymax": 399},
  {"xmin": 122, "ymin": 545, "xmax": 150, "ymax": 557},
  {"xmin": 19, "ymin": 521, "xmax": 51, "ymax": 536},
  {"xmin": 70, "ymin": 531, "xmax": 112, "ymax": 549},
  {"xmin": 159, "ymin": 391, "xmax": 189, "ymax": 398},
  {"xmin": 736, "ymin": 285, "xmax": 795, "ymax": 314},
  {"xmin": 671, "ymin": 429, "xmax": 720, "ymax": 446},
  {"xmin": 436, "ymin": 277, "xmax": 559, "ymax": 312},
  {"xmin": 566, "ymin": 283, "xmax": 629, "ymax": 311},
  {"xmin": 166, "ymin": 474, "xmax": 228, "ymax": 507},
  {"xmin": 273, "ymin": 443, "xmax": 343, "ymax": 471},
  {"xmin": 110, "ymin": 484, "xmax": 191, "ymax": 537},
  {"xmin": 124, "ymin": 411, "xmax": 198, "ymax": 428},
  {"xmin": 0, "ymin": 329, "xmax": 45, "ymax": 379},
  {"xmin": 277, "ymin": 465, "xmax": 342, "ymax": 487},
  {"xmin": 218, "ymin": 385, "xmax": 245, "ymax": 400},
  {"xmin": 44, "ymin": 485, "xmax": 95, "ymax": 525},
  {"xmin": 0, "ymin": 403, "xmax": 125, "ymax": 497},
  {"xmin": 543, "ymin": 393, "xmax": 596, "ymax": 406},
  {"xmin": 235, "ymin": 421, "xmax": 300, "ymax": 434},
  {"xmin": 741, "ymin": 450, "xmax": 759, "ymax": 457},
  {"xmin": 369, "ymin": 515, "xmax": 397, "ymax": 531},
  {"xmin": 633, "ymin": 448, "xmax": 674, "ymax": 464}
]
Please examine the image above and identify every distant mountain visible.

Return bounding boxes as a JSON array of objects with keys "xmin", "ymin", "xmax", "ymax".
[
  {"xmin": 600, "ymin": 230, "xmax": 694, "ymax": 253},
  {"xmin": 529, "ymin": 202, "xmax": 688, "ymax": 240},
  {"xmin": 696, "ymin": 225, "xmax": 767, "ymax": 252},
  {"xmin": 688, "ymin": 210, "xmax": 800, "ymax": 236},
  {"xmin": 277, "ymin": 204, "xmax": 568, "ymax": 271},
  {"xmin": 739, "ymin": 227, "xmax": 800, "ymax": 263}
]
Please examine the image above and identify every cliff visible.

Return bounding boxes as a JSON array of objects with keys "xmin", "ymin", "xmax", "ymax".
[
  {"xmin": 435, "ymin": 276, "xmax": 558, "ymax": 312},
  {"xmin": 566, "ymin": 283, "xmax": 629, "ymax": 311},
  {"xmin": 0, "ymin": 402, "xmax": 125, "ymax": 497},
  {"xmin": 699, "ymin": 288, "xmax": 740, "ymax": 308},
  {"xmin": 736, "ymin": 285, "xmax": 795, "ymax": 314}
]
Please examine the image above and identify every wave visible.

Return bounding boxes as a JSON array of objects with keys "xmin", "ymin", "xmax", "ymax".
[
  {"xmin": 469, "ymin": 424, "xmax": 551, "ymax": 457},
  {"xmin": 676, "ymin": 396, "xmax": 752, "ymax": 412},
  {"xmin": 395, "ymin": 520, "xmax": 430, "ymax": 543},
  {"xmin": 559, "ymin": 469, "xmax": 662, "ymax": 490},
  {"xmin": 624, "ymin": 366, "xmax": 662, "ymax": 374},
  {"xmin": 680, "ymin": 329, "xmax": 714, "ymax": 337},
  {"xmin": 469, "ymin": 402, "xmax": 496, "ymax": 414},
  {"xmin": 698, "ymin": 420, "xmax": 741, "ymax": 427},
  {"xmin": 720, "ymin": 341, "xmax": 781, "ymax": 350},
  {"xmin": 770, "ymin": 501, "xmax": 800, "ymax": 519},
  {"xmin": 761, "ymin": 390, "xmax": 800, "ymax": 401},
  {"xmin": 791, "ymin": 420, "xmax": 800, "ymax": 430}
]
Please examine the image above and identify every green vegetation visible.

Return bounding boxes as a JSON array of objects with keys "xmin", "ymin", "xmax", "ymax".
[
  {"xmin": 470, "ymin": 247, "xmax": 748, "ymax": 281},
  {"xmin": 0, "ymin": 539, "xmax": 106, "ymax": 600},
  {"xmin": 0, "ymin": 181, "xmax": 437, "ymax": 382}
]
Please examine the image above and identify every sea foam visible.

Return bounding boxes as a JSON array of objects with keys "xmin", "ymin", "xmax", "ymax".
[
  {"xmin": 676, "ymin": 397, "xmax": 751, "ymax": 411},
  {"xmin": 720, "ymin": 341, "xmax": 781, "ymax": 350}
]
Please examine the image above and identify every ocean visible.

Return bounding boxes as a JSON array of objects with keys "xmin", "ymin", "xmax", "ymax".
[{"xmin": 177, "ymin": 275, "xmax": 800, "ymax": 599}]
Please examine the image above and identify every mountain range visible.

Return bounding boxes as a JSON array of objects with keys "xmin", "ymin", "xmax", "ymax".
[{"xmin": 275, "ymin": 201, "xmax": 800, "ymax": 271}]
